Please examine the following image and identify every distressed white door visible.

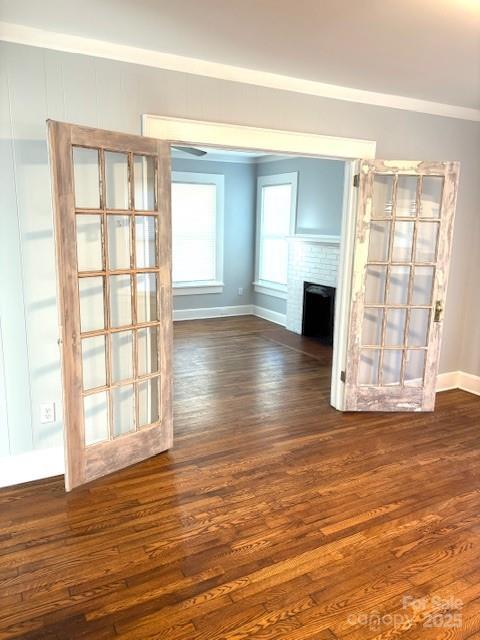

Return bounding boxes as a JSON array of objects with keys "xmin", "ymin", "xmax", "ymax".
[{"xmin": 344, "ymin": 160, "xmax": 459, "ymax": 411}]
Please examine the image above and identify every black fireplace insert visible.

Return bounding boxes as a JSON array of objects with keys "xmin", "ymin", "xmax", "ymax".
[{"xmin": 302, "ymin": 282, "xmax": 336, "ymax": 344}]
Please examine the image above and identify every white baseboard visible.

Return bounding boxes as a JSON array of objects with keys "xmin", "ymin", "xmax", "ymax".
[
  {"xmin": 252, "ymin": 305, "xmax": 287, "ymax": 326},
  {"xmin": 173, "ymin": 304, "xmax": 254, "ymax": 321},
  {"xmin": 458, "ymin": 372, "xmax": 480, "ymax": 396},
  {"xmin": 436, "ymin": 371, "xmax": 460, "ymax": 392},
  {"xmin": 173, "ymin": 304, "xmax": 287, "ymax": 326},
  {"xmin": 0, "ymin": 446, "xmax": 64, "ymax": 489},
  {"xmin": 437, "ymin": 370, "xmax": 480, "ymax": 396}
]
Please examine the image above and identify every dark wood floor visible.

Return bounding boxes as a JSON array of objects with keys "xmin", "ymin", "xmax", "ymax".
[{"xmin": 1, "ymin": 316, "xmax": 480, "ymax": 639}]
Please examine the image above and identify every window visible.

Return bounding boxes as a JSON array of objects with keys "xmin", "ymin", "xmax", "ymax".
[
  {"xmin": 171, "ymin": 172, "xmax": 224, "ymax": 294},
  {"xmin": 254, "ymin": 173, "xmax": 298, "ymax": 298}
]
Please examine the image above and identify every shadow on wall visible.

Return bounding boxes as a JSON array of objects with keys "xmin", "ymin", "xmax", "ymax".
[{"xmin": 1, "ymin": 138, "xmax": 63, "ymax": 456}]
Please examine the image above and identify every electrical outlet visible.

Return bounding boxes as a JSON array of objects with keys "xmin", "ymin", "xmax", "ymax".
[
  {"xmin": 238, "ymin": 287, "xmax": 244, "ymax": 296},
  {"xmin": 40, "ymin": 402, "xmax": 56, "ymax": 424}
]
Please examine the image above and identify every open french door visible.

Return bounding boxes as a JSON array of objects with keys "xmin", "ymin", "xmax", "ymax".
[
  {"xmin": 344, "ymin": 160, "xmax": 459, "ymax": 411},
  {"xmin": 48, "ymin": 121, "xmax": 173, "ymax": 490}
]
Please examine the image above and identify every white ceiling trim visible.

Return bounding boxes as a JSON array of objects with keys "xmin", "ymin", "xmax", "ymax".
[{"xmin": 1, "ymin": 21, "xmax": 479, "ymax": 122}]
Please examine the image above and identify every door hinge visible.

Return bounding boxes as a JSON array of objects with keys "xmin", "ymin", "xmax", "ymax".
[
  {"xmin": 340, "ymin": 370, "xmax": 346, "ymax": 383},
  {"xmin": 434, "ymin": 300, "xmax": 444, "ymax": 323},
  {"xmin": 353, "ymin": 174, "xmax": 360, "ymax": 187}
]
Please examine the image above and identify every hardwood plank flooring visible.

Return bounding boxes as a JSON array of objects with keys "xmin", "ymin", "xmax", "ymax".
[{"xmin": 1, "ymin": 316, "xmax": 480, "ymax": 639}]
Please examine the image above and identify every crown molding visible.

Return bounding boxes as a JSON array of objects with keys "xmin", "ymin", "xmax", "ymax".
[{"xmin": 1, "ymin": 21, "xmax": 479, "ymax": 122}]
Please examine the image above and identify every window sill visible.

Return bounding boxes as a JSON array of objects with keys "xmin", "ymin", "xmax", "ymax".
[
  {"xmin": 173, "ymin": 281, "xmax": 224, "ymax": 296},
  {"xmin": 253, "ymin": 281, "xmax": 288, "ymax": 300}
]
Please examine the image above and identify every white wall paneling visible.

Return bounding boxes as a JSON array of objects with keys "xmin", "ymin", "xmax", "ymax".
[{"xmin": 1, "ymin": 21, "xmax": 479, "ymax": 121}]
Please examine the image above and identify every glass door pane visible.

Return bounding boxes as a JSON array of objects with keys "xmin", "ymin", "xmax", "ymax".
[
  {"xmin": 368, "ymin": 221, "xmax": 390, "ymax": 261},
  {"xmin": 105, "ymin": 151, "xmax": 129, "ymax": 210},
  {"xmin": 138, "ymin": 378, "xmax": 160, "ymax": 427},
  {"xmin": 135, "ymin": 217, "xmax": 158, "ymax": 268},
  {"xmin": 82, "ymin": 336, "xmax": 106, "ymax": 390},
  {"xmin": 136, "ymin": 273, "xmax": 158, "ymax": 323},
  {"xmin": 372, "ymin": 175, "xmax": 394, "ymax": 218},
  {"xmin": 407, "ymin": 309, "xmax": 431, "ymax": 347},
  {"xmin": 387, "ymin": 266, "xmax": 410, "ymax": 305},
  {"xmin": 134, "ymin": 155, "xmax": 156, "ymax": 210},
  {"xmin": 79, "ymin": 277, "xmax": 104, "ymax": 332},
  {"xmin": 421, "ymin": 177, "xmax": 443, "ymax": 218},
  {"xmin": 111, "ymin": 331, "xmax": 133, "ymax": 383},
  {"xmin": 109, "ymin": 275, "xmax": 132, "ymax": 328},
  {"xmin": 365, "ymin": 266, "xmax": 387, "ymax": 304},
  {"xmin": 84, "ymin": 392, "xmax": 109, "ymax": 445},
  {"xmin": 415, "ymin": 222, "xmax": 439, "ymax": 262},
  {"xmin": 412, "ymin": 266, "xmax": 435, "ymax": 305},
  {"xmin": 396, "ymin": 176, "xmax": 418, "ymax": 217},
  {"xmin": 112, "ymin": 385, "xmax": 135, "ymax": 436},
  {"xmin": 137, "ymin": 327, "xmax": 159, "ymax": 376},
  {"xmin": 362, "ymin": 308, "xmax": 384, "ymax": 346},
  {"xmin": 384, "ymin": 309, "xmax": 406, "ymax": 346},
  {"xmin": 108, "ymin": 215, "xmax": 131, "ymax": 270},
  {"xmin": 392, "ymin": 221, "xmax": 414, "ymax": 261},
  {"xmin": 382, "ymin": 349, "xmax": 402, "ymax": 386},
  {"xmin": 359, "ymin": 350, "xmax": 380, "ymax": 385},
  {"xmin": 73, "ymin": 147, "xmax": 100, "ymax": 209},
  {"xmin": 404, "ymin": 350, "xmax": 426, "ymax": 387},
  {"xmin": 76, "ymin": 215, "xmax": 103, "ymax": 272}
]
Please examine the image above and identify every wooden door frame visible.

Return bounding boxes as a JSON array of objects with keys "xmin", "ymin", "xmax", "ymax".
[{"xmin": 142, "ymin": 115, "xmax": 375, "ymax": 411}]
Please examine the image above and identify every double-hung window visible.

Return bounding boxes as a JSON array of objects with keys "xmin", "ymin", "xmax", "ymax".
[
  {"xmin": 254, "ymin": 172, "xmax": 298, "ymax": 298},
  {"xmin": 171, "ymin": 172, "xmax": 224, "ymax": 295}
]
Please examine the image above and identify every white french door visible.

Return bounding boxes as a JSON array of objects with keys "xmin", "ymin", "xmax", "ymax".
[{"xmin": 344, "ymin": 160, "xmax": 459, "ymax": 411}]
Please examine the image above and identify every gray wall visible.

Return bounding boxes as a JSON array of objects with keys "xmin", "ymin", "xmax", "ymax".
[
  {"xmin": 171, "ymin": 157, "xmax": 256, "ymax": 310},
  {"xmin": 1, "ymin": 41, "xmax": 479, "ymax": 458},
  {"xmin": 172, "ymin": 156, "xmax": 344, "ymax": 316},
  {"xmin": 257, "ymin": 157, "xmax": 345, "ymax": 236}
]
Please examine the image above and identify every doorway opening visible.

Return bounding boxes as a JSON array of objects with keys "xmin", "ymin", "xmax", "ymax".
[
  {"xmin": 169, "ymin": 142, "xmax": 348, "ymax": 404},
  {"xmin": 143, "ymin": 115, "xmax": 377, "ymax": 411}
]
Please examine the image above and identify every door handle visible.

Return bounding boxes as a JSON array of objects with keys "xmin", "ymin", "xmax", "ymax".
[{"xmin": 434, "ymin": 300, "xmax": 443, "ymax": 323}]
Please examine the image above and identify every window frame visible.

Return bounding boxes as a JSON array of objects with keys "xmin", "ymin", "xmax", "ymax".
[
  {"xmin": 171, "ymin": 171, "xmax": 225, "ymax": 295},
  {"xmin": 254, "ymin": 172, "xmax": 298, "ymax": 299}
]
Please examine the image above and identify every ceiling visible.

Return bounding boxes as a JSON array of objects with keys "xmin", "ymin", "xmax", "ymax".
[
  {"xmin": 172, "ymin": 146, "xmax": 270, "ymax": 162},
  {"xmin": 1, "ymin": 0, "xmax": 479, "ymax": 108}
]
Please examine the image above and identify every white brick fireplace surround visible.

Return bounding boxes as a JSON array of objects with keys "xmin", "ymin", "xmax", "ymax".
[{"xmin": 286, "ymin": 236, "xmax": 340, "ymax": 334}]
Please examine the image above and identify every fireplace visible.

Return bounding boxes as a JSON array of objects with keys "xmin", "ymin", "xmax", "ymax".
[
  {"xmin": 286, "ymin": 236, "xmax": 340, "ymax": 335},
  {"xmin": 302, "ymin": 282, "xmax": 336, "ymax": 344}
]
